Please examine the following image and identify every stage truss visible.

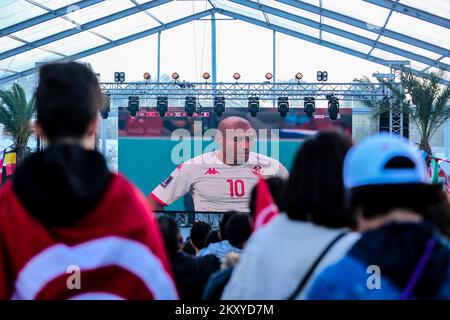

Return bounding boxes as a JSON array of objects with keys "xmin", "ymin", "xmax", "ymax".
[{"xmin": 100, "ymin": 81, "xmax": 400, "ymax": 102}]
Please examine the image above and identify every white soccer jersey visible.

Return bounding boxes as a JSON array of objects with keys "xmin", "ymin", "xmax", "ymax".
[{"xmin": 150, "ymin": 152, "xmax": 289, "ymax": 212}]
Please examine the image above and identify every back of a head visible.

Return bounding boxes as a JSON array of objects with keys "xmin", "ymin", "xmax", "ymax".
[
  {"xmin": 157, "ymin": 216, "xmax": 181, "ymax": 256},
  {"xmin": 225, "ymin": 213, "xmax": 252, "ymax": 249},
  {"xmin": 283, "ymin": 131, "xmax": 354, "ymax": 228},
  {"xmin": 249, "ymin": 177, "xmax": 285, "ymax": 219},
  {"xmin": 35, "ymin": 62, "xmax": 104, "ymax": 142},
  {"xmin": 219, "ymin": 211, "xmax": 238, "ymax": 240},
  {"xmin": 190, "ymin": 221, "xmax": 212, "ymax": 250},
  {"xmin": 204, "ymin": 230, "xmax": 221, "ymax": 247},
  {"xmin": 344, "ymin": 134, "xmax": 445, "ymax": 221}
]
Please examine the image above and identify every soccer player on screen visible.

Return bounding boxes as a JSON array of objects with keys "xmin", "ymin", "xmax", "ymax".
[{"xmin": 149, "ymin": 116, "xmax": 288, "ymax": 212}]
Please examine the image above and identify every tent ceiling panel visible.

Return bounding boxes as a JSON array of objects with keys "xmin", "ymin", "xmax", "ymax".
[
  {"xmin": 64, "ymin": 0, "xmax": 134, "ymax": 25},
  {"xmin": 0, "ymin": 37, "xmax": 25, "ymax": 52},
  {"xmin": 41, "ymin": 31, "xmax": 109, "ymax": 56},
  {"xmin": 386, "ymin": 11, "xmax": 450, "ymax": 49},
  {"xmin": 0, "ymin": 48, "xmax": 60, "ymax": 72},
  {"xmin": 31, "ymin": 0, "xmax": 80, "ymax": 10},
  {"xmin": 266, "ymin": 13, "xmax": 319, "ymax": 38},
  {"xmin": 149, "ymin": 0, "xmax": 213, "ymax": 23},
  {"xmin": 11, "ymin": 17, "xmax": 77, "ymax": 42},
  {"xmin": 260, "ymin": 0, "xmax": 320, "ymax": 22},
  {"xmin": 0, "ymin": 0, "xmax": 47, "ymax": 29},
  {"xmin": 322, "ymin": 31, "xmax": 372, "ymax": 54},
  {"xmin": 90, "ymin": 12, "xmax": 160, "ymax": 40},
  {"xmin": 322, "ymin": 0, "xmax": 391, "ymax": 28},
  {"xmin": 399, "ymin": 0, "xmax": 450, "ymax": 19}
]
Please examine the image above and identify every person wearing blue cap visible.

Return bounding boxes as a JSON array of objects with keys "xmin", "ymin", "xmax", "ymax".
[{"xmin": 307, "ymin": 133, "xmax": 450, "ymax": 300}]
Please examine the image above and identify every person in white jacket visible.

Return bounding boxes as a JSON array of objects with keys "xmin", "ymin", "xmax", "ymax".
[{"xmin": 222, "ymin": 132, "xmax": 360, "ymax": 300}]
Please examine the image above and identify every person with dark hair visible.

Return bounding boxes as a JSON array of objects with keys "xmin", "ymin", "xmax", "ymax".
[
  {"xmin": 182, "ymin": 237, "xmax": 196, "ymax": 255},
  {"xmin": 204, "ymin": 230, "xmax": 221, "ymax": 247},
  {"xmin": 157, "ymin": 216, "xmax": 220, "ymax": 300},
  {"xmin": 190, "ymin": 221, "xmax": 212, "ymax": 255},
  {"xmin": 199, "ymin": 211, "xmax": 242, "ymax": 260},
  {"xmin": 248, "ymin": 177, "xmax": 285, "ymax": 220},
  {"xmin": 203, "ymin": 213, "xmax": 252, "ymax": 300},
  {"xmin": 222, "ymin": 131, "xmax": 360, "ymax": 299},
  {"xmin": 307, "ymin": 134, "xmax": 450, "ymax": 300},
  {"xmin": 0, "ymin": 62, "xmax": 177, "ymax": 300},
  {"xmin": 225, "ymin": 213, "xmax": 252, "ymax": 249}
]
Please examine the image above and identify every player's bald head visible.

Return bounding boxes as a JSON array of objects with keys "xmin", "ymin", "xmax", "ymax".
[{"xmin": 217, "ymin": 116, "xmax": 252, "ymax": 134}]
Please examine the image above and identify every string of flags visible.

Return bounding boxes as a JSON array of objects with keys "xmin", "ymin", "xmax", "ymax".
[{"xmin": 0, "ymin": 146, "xmax": 17, "ymax": 184}]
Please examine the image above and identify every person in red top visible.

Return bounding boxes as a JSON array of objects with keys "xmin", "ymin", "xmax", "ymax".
[{"xmin": 0, "ymin": 62, "xmax": 178, "ymax": 300}]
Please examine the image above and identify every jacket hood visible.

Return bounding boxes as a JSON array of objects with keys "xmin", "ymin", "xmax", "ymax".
[
  {"xmin": 349, "ymin": 222, "xmax": 450, "ymax": 298},
  {"xmin": 13, "ymin": 144, "xmax": 112, "ymax": 227}
]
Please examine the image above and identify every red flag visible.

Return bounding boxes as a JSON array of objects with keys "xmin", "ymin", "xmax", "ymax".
[
  {"xmin": 253, "ymin": 177, "xmax": 279, "ymax": 231},
  {"xmin": 0, "ymin": 149, "xmax": 4, "ymax": 184}
]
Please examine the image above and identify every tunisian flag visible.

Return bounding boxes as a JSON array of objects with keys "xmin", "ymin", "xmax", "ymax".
[
  {"xmin": 253, "ymin": 177, "xmax": 279, "ymax": 231},
  {"xmin": 0, "ymin": 174, "xmax": 178, "ymax": 300}
]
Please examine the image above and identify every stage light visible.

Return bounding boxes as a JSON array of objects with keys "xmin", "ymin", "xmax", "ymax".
[
  {"xmin": 233, "ymin": 72, "xmax": 241, "ymax": 81},
  {"xmin": 128, "ymin": 96, "xmax": 140, "ymax": 117},
  {"xmin": 327, "ymin": 95, "xmax": 339, "ymax": 120},
  {"xmin": 295, "ymin": 72, "xmax": 303, "ymax": 81},
  {"xmin": 317, "ymin": 71, "xmax": 328, "ymax": 82},
  {"xmin": 172, "ymin": 72, "xmax": 180, "ymax": 81},
  {"xmin": 214, "ymin": 96, "xmax": 225, "ymax": 117},
  {"xmin": 277, "ymin": 97, "xmax": 289, "ymax": 117},
  {"xmin": 143, "ymin": 72, "xmax": 151, "ymax": 80},
  {"xmin": 100, "ymin": 94, "xmax": 110, "ymax": 119},
  {"xmin": 114, "ymin": 71, "xmax": 125, "ymax": 83},
  {"xmin": 202, "ymin": 72, "xmax": 211, "ymax": 80},
  {"xmin": 248, "ymin": 96, "xmax": 260, "ymax": 117},
  {"xmin": 265, "ymin": 72, "xmax": 273, "ymax": 80},
  {"xmin": 157, "ymin": 96, "xmax": 168, "ymax": 117},
  {"xmin": 304, "ymin": 97, "xmax": 315, "ymax": 118},
  {"xmin": 185, "ymin": 96, "xmax": 196, "ymax": 117}
]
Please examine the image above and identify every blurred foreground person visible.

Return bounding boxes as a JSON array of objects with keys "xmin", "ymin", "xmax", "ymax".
[
  {"xmin": 222, "ymin": 132, "xmax": 359, "ymax": 299},
  {"xmin": 0, "ymin": 62, "xmax": 177, "ymax": 300},
  {"xmin": 308, "ymin": 134, "xmax": 450, "ymax": 300},
  {"xmin": 158, "ymin": 216, "xmax": 220, "ymax": 300}
]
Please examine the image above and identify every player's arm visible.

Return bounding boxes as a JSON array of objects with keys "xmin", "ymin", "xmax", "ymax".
[
  {"xmin": 148, "ymin": 163, "xmax": 192, "ymax": 210},
  {"xmin": 276, "ymin": 161, "xmax": 289, "ymax": 179},
  {"xmin": 148, "ymin": 196, "xmax": 164, "ymax": 211}
]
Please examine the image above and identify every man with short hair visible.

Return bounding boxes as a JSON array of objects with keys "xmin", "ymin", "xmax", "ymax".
[
  {"xmin": 149, "ymin": 116, "xmax": 288, "ymax": 213},
  {"xmin": 0, "ymin": 62, "xmax": 177, "ymax": 300}
]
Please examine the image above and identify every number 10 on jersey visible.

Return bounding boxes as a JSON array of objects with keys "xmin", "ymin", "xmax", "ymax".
[{"xmin": 227, "ymin": 179, "xmax": 245, "ymax": 197}]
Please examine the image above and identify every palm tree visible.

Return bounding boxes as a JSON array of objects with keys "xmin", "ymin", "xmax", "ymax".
[
  {"xmin": 0, "ymin": 83, "xmax": 34, "ymax": 163},
  {"xmin": 355, "ymin": 69, "xmax": 450, "ymax": 153},
  {"xmin": 352, "ymin": 75, "xmax": 378, "ymax": 110}
]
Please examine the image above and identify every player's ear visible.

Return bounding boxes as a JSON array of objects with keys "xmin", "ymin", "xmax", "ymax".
[
  {"xmin": 215, "ymin": 129, "xmax": 223, "ymax": 146},
  {"xmin": 189, "ymin": 238, "xmax": 197, "ymax": 251}
]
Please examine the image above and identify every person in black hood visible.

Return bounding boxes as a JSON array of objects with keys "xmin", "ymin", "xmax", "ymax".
[
  {"xmin": 307, "ymin": 134, "xmax": 450, "ymax": 300},
  {"xmin": 0, "ymin": 62, "xmax": 177, "ymax": 300},
  {"xmin": 14, "ymin": 61, "xmax": 109, "ymax": 227}
]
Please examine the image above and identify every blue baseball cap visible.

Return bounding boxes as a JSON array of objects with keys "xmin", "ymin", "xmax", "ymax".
[{"xmin": 344, "ymin": 133, "xmax": 429, "ymax": 189}]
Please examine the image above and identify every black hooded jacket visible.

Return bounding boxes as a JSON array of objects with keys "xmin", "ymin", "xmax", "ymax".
[{"xmin": 12, "ymin": 144, "xmax": 112, "ymax": 227}]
